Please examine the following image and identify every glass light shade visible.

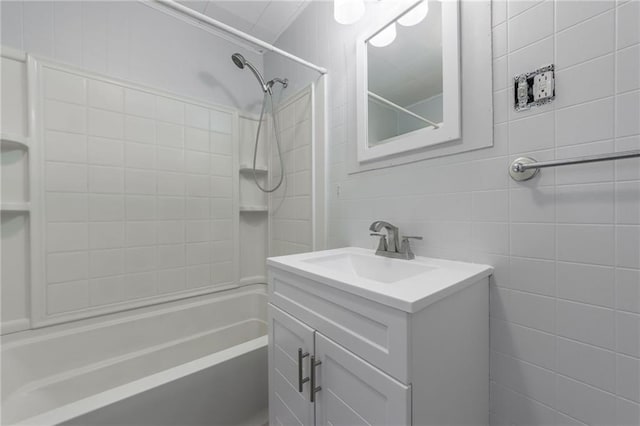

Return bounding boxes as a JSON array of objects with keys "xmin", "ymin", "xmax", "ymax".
[
  {"xmin": 398, "ymin": 0, "xmax": 429, "ymax": 27},
  {"xmin": 370, "ymin": 22, "xmax": 397, "ymax": 47},
  {"xmin": 334, "ymin": 0, "xmax": 366, "ymax": 25}
]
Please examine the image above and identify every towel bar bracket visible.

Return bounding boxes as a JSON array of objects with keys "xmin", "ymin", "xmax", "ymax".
[{"xmin": 509, "ymin": 157, "xmax": 540, "ymax": 181}]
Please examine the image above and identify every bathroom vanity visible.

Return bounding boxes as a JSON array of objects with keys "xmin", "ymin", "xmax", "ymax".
[{"xmin": 266, "ymin": 247, "xmax": 493, "ymax": 425}]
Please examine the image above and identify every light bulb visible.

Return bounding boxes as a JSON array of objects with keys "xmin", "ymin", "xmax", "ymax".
[
  {"xmin": 398, "ymin": 0, "xmax": 429, "ymax": 27},
  {"xmin": 334, "ymin": 0, "xmax": 365, "ymax": 25},
  {"xmin": 370, "ymin": 22, "xmax": 397, "ymax": 47}
]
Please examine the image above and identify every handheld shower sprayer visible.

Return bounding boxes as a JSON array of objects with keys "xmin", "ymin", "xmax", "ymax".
[
  {"xmin": 231, "ymin": 53, "xmax": 288, "ymax": 94},
  {"xmin": 231, "ymin": 53, "xmax": 268, "ymax": 93},
  {"xmin": 230, "ymin": 53, "xmax": 289, "ymax": 193}
]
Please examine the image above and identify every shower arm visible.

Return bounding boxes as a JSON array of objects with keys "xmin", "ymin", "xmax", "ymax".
[{"xmin": 267, "ymin": 78, "xmax": 289, "ymax": 90}]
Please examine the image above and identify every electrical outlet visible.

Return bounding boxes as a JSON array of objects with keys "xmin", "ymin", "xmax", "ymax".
[
  {"xmin": 514, "ymin": 64, "xmax": 555, "ymax": 111},
  {"xmin": 533, "ymin": 71, "xmax": 554, "ymax": 101}
]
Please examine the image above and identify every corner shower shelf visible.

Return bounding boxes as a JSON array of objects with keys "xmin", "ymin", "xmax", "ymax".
[
  {"xmin": 1, "ymin": 133, "xmax": 30, "ymax": 149},
  {"xmin": 239, "ymin": 205, "xmax": 268, "ymax": 212},
  {"xmin": 239, "ymin": 164, "xmax": 268, "ymax": 174},
  {"xmin": 1, "ymin": 202, "xmax": 30, "ymax": 212}
]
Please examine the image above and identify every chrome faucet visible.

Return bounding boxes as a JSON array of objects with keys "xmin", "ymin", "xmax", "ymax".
[
  {"xmin": 369, "ymin": 221, "xmax": 423, "ymax": 260},
  {"xmin": 369, "ymin": 221, "xmax": 400, "ymax": 252}
]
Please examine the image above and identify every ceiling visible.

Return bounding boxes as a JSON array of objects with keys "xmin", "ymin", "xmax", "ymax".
[
  {"xmin": 178, "ymin": 1, "xmax": 311, "ymax": 45},
  {"xmin": 368, "ymin": 0, "xmax": 443, "ymax": 107}
]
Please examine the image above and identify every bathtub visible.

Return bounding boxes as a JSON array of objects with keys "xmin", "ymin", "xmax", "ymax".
[{"xmin": 1, "ymin": 285, "xmax": 268, "ymax": 426}]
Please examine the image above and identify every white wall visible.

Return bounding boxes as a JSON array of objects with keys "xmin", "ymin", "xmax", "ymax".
[
  {"xmin": 0, "ymin": 0, "xmax": 264, "ymax": 113},
  {"xmin": 270, "ymin": 86, "xmax": 314, "ymax": 256},
  {"xmin": 267, "ymin": 1, "xmax": 640, "ymax": 425}
]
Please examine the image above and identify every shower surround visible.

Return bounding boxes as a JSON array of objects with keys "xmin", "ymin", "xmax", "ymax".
[
  {"xmin": 1, "ymin": 1, "xmax": 325, "ymax": 424},
  {"xmin": 33, "ymin": 58, "xmax": 238, "ymax": 326}
]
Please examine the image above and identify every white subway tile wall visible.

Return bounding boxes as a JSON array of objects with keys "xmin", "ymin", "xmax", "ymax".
[
  {"xmin": 41, "ymin": 66, "xmax": 235, "ymax": 319},
  {"xmin": 270, "ymin": 88, "xmax": 314, "ymax": 256},
  {"xmin": 265, "ymin": 0, "xmax": 640, "ymax": 424}
]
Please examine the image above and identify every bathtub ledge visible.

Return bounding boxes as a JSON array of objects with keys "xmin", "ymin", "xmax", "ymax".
[{"xmin": 17, "ymin": 335, "xmax": 268, "ymax": 426}]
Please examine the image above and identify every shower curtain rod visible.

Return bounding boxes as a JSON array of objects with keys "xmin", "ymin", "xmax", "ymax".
[{"xmin": 154, "ymin": 0, "xmax": 328, "ymax": 75}]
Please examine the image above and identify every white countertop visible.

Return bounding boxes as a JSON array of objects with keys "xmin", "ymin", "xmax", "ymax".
[{"xmin": 267, "ymin": 247, "xmax": 493, "ymax": 313}]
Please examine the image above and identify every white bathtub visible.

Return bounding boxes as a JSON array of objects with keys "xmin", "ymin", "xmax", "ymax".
[{"xmin": 1, "ymin": 285, "xmax": 268, "ymax": 426}]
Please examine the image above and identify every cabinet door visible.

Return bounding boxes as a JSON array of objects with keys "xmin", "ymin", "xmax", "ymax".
[
  {"xmin": 315, "ymin": 332, "xmax": 411, "ymax": 426},
  {"xmin": 268, "ymin": 304, "xmax": 315, "ymax": 426}
]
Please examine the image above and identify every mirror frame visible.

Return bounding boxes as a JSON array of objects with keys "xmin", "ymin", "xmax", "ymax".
[{"xmin": 356, "ymin": 0, "xmax": 461, "ymax": 164}]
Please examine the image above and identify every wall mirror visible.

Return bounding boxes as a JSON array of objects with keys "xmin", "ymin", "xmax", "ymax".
[{"xmin": 356, "ymin": 0, "xmax": 468, "ymax": 167}]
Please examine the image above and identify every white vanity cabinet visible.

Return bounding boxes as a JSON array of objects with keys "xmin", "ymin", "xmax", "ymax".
[
  {"xmin": 267, "ymin": 248, "xmax": 493, "ymax": 426},
  {"xmin": 269, "ymin": 304, "xmax": 410, "ymax": 426}
]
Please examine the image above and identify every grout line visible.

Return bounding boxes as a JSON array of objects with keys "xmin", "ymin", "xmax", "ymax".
[
  {"xmin": 489, "ymin": 366, "xmax": 558, "ymax": 410},
  {"xmin": 616, "ymin": 87, "xmax": 640, "ymax": 97},
  {"xmin": 506, "ymin": 35, "xmax": 555, "ymax": 70},
  {"xmin": 555, "ymin": 51, "xmax": 615, "ymax": 74},
  {"xmin": 612, "ymin": 0, "xmax": 620, "ymax": 404},
  {"xmin": 51, "ymin": 1, "xmax": 56, "ymax": 60},
  {"xmin": 83, "ymin": 70, "xmax": 91, "ymax": 309},
  {"xmin": 492, "ymin": 380, "xmax": 592, "ymax": 425},
  {"xmin": 506, "ymin": 0, "xmax": 546, "ymax": 22},
  {"xmin": 495, "ymin": 346, "xmax": 632, "ymax": 401},
  {"xmin": 490, "ymin": 314, "xmax": 557, "ymax": 338},
  {"xmin": 20, "ymin": 0, "xmax": 24, "ymax": 51},
  {"xmin": 492, "ymin": 362, "xmax": 625, "ymax": 424},
  {"xmin": 554, "ymin": 4, "xmax": 614, "ymax": 35},
  {"xmin": 550, "ymin": 94, "xmax": 615, "ymax": 114},
  {"xmin": 500, "ymin": 6, "xmax": 511, "ymax": 417},
  {"xmin": 552, "ymin": 0, "xmax": 561, "ymax": 406},
  {"xmin": 616, "ymin": 41, "xmax": 640, "ymax": 53},
  {"xmin": 496, "ymin": 284, "xmax": 618, "ymax": 312}
]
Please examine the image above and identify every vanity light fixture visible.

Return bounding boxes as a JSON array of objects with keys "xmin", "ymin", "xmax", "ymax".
[
  {"xmin": 334, "ymin": 0, "xmax": 366, "ymax": 25},
  {"xmin": 370, "ymin": 22, "xmax": 397, "ymax": 47},
  {"xmin": 398, "ymin": 0, "xmax": 429, "ymax": 26}
]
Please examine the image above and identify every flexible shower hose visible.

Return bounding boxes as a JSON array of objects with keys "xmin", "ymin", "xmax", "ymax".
[{"xmin": 252, "ymin": 92, "xmax": 284, "ymax": 193}]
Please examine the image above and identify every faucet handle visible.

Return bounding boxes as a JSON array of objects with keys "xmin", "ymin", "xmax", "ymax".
[
  {"xmin": 400, "ymin": 236, "xmax": 422, "ymax": 260},
  {"xmin": 370, "ymin": 233, "xmax": 388, "ymax": 252}
]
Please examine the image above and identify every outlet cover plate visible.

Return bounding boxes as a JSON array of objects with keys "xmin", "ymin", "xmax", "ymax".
[{"xmin": 514, "ymin": 64, "xmax": 555, "ymax": 111}]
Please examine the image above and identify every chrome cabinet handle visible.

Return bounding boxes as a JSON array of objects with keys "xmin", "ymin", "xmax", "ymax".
[
  {"xmin": 297, "ymin": 348, "xmax": 309, "ymax": 392},
  {"xmin": 309, "ymin": 355, "xmax": 322, "ymax": 402}
]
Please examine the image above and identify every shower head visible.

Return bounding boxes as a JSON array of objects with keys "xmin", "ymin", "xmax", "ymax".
[
  {"xmin": 231, "ymin": 53, "xmax": 245, "ymax": 69},
  {"xmin": 231, "ymin": 52, "xmax": 269, "ymax": 93}
]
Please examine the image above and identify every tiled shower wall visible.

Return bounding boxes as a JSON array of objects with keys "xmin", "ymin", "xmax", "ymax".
[
  {"xmin": 0, "ymin": 0, "xmax": 264, "ymax": 331},
  {"xmin": 270, "ymin": 87, "xmax": 314, "ymax": 256},
  {"xmin": 38, "ymin": 63, "xmax": 235, "ymax": 324},
  {"xmin": 267, "ymin": 1, "xmax": 640, "ymax": 424}
]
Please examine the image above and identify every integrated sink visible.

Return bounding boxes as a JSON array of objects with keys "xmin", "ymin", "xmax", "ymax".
[
  {"xmin": 267, "ymin": 247, "xmax": 493, "ymax": 313},
  {"xmin": 302, "ymin": 252, "xmax": 437, "ymax": 284}
]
